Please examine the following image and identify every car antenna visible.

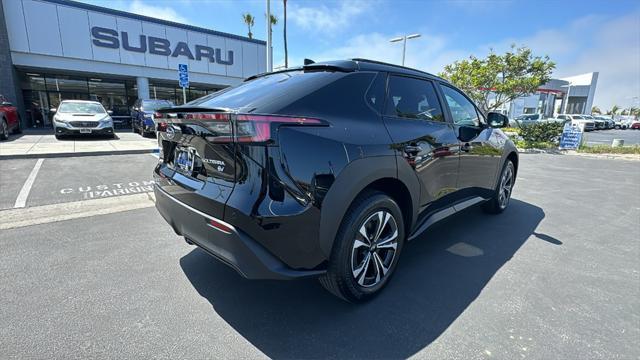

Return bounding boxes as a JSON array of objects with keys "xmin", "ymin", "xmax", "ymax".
[{"xmin": 303, "ymin": 58, "xmax": 315, "ymax": 65}]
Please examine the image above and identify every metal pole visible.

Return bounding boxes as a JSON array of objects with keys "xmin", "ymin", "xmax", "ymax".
[
  {"xmin": 266, "ymin": 0, "xmax": 272, "ymax": 72},
  {"xmin": 182, "ymin": 87, "xmax": 186, "ymax": 105},
  {"xmin": 402, "ymin": 36, "xmax": 407, "ymax": 66}
]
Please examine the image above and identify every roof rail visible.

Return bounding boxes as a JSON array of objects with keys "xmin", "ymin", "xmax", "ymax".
[{"xmin": 350, "ymin": 58, "xmax": 439, "ymax": 78}]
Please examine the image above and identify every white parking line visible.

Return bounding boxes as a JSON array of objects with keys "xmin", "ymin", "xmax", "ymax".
[
  {"xmin": 14, "ymin": 159, "xmax": 44, "ymax": 209},
  {"xmin": 149, "ymin": 152, "xmax": 159, "ymax": 159}
]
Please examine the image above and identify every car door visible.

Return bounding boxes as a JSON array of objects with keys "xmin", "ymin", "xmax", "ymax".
[
  {"xmin": 381, "ymin": 74, "xmax": 460, "ymax": 212},
  {"xmin": 439, "ymin": 84, "xmax": 502, "ymax": 199}
]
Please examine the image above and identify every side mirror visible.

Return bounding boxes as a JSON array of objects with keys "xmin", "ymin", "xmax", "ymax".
[
  {"xmin": 107, "ymin": 110, "xmax": 113, "ymax": 115},
  {"xmin": 487, "ymin": 112, "xmax": 509, "ymax": 128},
  {"xmin": 50, "ymin": 108, "xmax": 57, "ymax": 113}
]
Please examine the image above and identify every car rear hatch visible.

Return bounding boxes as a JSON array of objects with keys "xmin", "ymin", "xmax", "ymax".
[
  {"xmin": 153, "ymin": 67, "xmax": 355, "ymax": 223},
  {"xmin": 153, "ymin": 104, "xmax": 327, "ymax": 222},
  {"xmin": 153, "ymin": 107, "xmax": 238, "ymax": 221}
]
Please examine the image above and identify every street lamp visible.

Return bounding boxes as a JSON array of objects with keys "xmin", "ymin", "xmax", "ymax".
[{"xmin": 390, "ymin": 33, "xmax": 421, "ymax": 66}]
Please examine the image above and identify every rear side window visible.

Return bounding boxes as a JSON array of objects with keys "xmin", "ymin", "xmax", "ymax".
[{"xmin": 384, "ymin": 75, "xmax": 444, "ymax": 122}]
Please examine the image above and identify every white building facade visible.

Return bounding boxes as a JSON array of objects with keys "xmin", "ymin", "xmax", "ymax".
[{"xmin": 0, "ymin": 0, "xmax": 267, "ymax": 127}]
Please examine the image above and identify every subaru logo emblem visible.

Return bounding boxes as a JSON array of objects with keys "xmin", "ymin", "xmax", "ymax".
[{"xmin": 166, "ymin": 125, "xmax": 175, "ymax": 139}]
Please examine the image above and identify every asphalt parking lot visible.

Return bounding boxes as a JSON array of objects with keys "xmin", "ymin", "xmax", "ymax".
[
  {"xmin": 0, "ymin": 153, "xmax": 638, "ymax": 359},
  {"xmin": 0, "ymin": 154, "xmax": 157, "ymax": 210},
  {"xmin": 583, "ymin": 129, "xmax": 640, "ymax": 146}
]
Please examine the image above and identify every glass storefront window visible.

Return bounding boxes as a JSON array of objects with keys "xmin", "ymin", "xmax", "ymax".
[
  {"xmin": 188, "ymin": 87, "xmax": 207, "ymax": 102},
  {"xmin": 17, "ymin": 70, "xmax": 228, "ymax": 127},
  {"xmin": 45, "ymin": 75, "xmax": 88, "ymax": 93},
  {"xmin": 88, "ymin": 79, "xmax": 128, "ymax": 117}
]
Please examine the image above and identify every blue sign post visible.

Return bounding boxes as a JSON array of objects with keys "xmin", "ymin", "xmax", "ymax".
[
  {"xmin": 559, "ymin": 123, "xmax": 583, "ymax": 150},
  {"xmin": 178, "ymin": 64, "xmax": 189, "ymax": 104}
]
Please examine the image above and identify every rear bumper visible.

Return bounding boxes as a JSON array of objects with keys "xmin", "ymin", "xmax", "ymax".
[{"xmin": 154, "ymin": 185, "xmax": 325, "ymax": 280}]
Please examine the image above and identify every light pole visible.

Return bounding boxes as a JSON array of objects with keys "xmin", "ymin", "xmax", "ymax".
[
  {"xmin": 266, "ymin": 0, "xmax": 272, "ymax": 72},
  {"xmin": 390, "ymin": 33, "xmax": 420, "ymax": 66}
]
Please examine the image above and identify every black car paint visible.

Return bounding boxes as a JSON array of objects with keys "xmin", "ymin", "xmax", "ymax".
[{"xmin": 153, "ymin": 59, "xmax": 517, "ymax": 278}]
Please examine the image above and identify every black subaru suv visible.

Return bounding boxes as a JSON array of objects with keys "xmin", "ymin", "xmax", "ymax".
[{"xmin": 153, "ymin": 59, "xmax": 517, "ymax": 302}]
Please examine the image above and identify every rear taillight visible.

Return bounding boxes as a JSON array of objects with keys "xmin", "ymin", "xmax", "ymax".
[
  {"xmin": 163, "ymin": 113, "xmax": 325, "ymax": 144},
  {"xmin": 235, "ymin": 114, "xmax": 323, "ymax": 143}
]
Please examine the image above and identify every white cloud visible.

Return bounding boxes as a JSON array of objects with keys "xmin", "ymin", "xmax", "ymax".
[
  {"xmin": 127, "ymin": 0, "xmax": 189, "ymax": 24},
  {"xmin": 288, "ymin": 1, "xmax": 372, "ymax": 34}
]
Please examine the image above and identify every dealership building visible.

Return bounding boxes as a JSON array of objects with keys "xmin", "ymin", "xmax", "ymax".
[
  {"xmin": 0, "ymin": 0, "xmax": 267, "ymax": 127},
  {"xmin": 489, "ymin": 72, "xmax": 599, "ymax": 119}
]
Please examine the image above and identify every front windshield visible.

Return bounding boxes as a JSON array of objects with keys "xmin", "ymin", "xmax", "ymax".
[
  {"xmin": 58, "ymin": 102, "xmax": 106, "ymax": 114},
  {"xmin": 574, "ymin": 115, "xmax": 585, "ymax": 119},
  {"xmin": 142, "ymin": 101, "xmax": 173, "ymax": 111}
]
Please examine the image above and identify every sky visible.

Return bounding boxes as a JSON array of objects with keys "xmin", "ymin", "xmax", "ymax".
[{"xmin": 79, "ymin": 0, "xmax": 640, "ymax": 110}]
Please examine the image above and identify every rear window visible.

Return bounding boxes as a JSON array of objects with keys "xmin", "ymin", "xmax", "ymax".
[{"xmin": 187, "ymin": 70, "xmax": 368, "ymax": 113}]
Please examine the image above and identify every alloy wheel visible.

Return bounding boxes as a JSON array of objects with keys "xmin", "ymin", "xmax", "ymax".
[
  {"xmin": 351, "ymin": 210, "xmax": 399, "ymax": 288},
  {"xmin": 498, "ymin": 164, "xmax": 514, "ymax": 209}
]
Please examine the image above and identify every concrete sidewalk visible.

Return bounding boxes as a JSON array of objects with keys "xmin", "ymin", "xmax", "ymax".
[{"xmin": 0, "ymin": 130, "xmax": 158, "ymax": 159}]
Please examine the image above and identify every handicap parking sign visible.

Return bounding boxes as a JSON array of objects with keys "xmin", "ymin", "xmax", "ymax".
[{"xmin": 178, "ymin": 64, "xmax": 189, "ymax": 88}]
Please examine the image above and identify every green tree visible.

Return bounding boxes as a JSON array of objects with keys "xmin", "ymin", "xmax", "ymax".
[
  {"xmin": 283, "ymin": 0, "xmax": 288, "ymax": 68},
  {"xmin": 591, "ymin": 106, "xmax": 601, "ymax": 114},
  {"xmin": 439, "ymin": 45, "xmax": 556, "ymax": 113},
  {"xmin": 242, "ymin": 13, "xmax": 255, "ymax": 39}
]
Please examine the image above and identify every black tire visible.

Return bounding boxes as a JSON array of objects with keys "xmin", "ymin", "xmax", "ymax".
[
  {"xmin": 319, "ymin": 191, "xmax": 405, "ymax": 303},
  {"xmin": 483, "ymin": 160, "xmax": 515, "ymax": 214},
  {"xmin": 0, "ymin": 119, "xmax": 8, "ymax": 140}
]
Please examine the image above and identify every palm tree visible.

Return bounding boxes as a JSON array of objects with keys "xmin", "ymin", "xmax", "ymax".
[
  {"xmin": 610, "ymin": 105, "xmax": 619, "ymax": 115},
  {"xmin": 283, "ymin": 0, "xmax": 288, "ymax": 68},
  {"xmin": 243, "ymin": 13, "xmax": 255, "ymax": 39},
  {"xmin": 591, "ymin": 106, "xmax": 601, "ymax": 114}
]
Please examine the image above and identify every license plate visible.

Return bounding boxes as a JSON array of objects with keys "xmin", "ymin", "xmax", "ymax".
[
  {"xmin": 79, "ymin": 129, "xmax": 92, "ymax": 134},
  {"xmin": 175, "ymin": 147, "xmax": 196, "ymax": 173}
]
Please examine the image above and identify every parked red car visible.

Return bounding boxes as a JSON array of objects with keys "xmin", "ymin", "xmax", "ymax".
[
  {"xmin": 630, "ymin": 121, "xmax": 640, "ymax": 130},
  {"xmin": 0, "ymin": 94, "xmax": 22, "ymax": 140}
]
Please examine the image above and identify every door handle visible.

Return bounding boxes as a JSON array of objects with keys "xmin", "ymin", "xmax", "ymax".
[
  {"xmin": 403, "ymin": 145, "xmax": 423, "ymax": 154},
  {"xmin": 461, "ymin": 143, "xmax": 472, "ymax": 152}
]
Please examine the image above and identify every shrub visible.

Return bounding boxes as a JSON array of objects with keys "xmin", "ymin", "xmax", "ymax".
[{"xmin": 516, "ymin": 122, "xmax": 564, "ymax": 144}]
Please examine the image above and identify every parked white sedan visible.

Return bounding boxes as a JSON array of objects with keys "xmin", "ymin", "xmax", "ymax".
[{"xmin": 51, "ymin": 100, "xmax": 114, "ymax": 139}]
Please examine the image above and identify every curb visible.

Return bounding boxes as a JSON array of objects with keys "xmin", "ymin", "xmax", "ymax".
[{"xmin": 0, "ymin": 148, "xmax": 159, "ymax": 160}]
